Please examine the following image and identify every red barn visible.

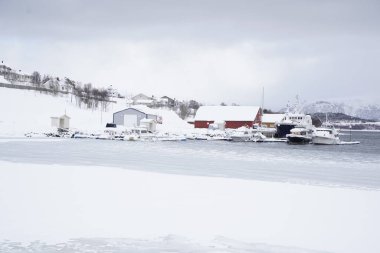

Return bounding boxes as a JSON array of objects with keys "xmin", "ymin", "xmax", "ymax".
[{"xmin": 194, "ymin": 106, "xmax": 262, "ymax": 129}]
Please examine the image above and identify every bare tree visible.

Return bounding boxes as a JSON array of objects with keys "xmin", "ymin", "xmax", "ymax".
[
  {"xmin": 31, "ymin": 71, "xmax": 41, "ymax": 87},
  {"xmin": 179, "ymin": 103, "xmax": 190, "ymax": 119}
]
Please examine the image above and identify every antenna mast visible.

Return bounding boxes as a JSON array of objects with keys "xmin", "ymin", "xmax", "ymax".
[{"xmin": 261, "ymin": 87, "xmax": 265, "ymax": 113}]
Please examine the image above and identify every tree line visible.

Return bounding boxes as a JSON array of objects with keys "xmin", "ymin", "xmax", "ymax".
[{"xmin": 30, "ymin": 71, "xmax": 111, "ymax": 111}]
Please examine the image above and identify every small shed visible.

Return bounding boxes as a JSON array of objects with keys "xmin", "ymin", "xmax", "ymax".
[
  {"xmin": 51, "ymin": 114, "xmax": 70, "ymax": 129},
  {"xmin": 194, "ymin": 106, "xmax": 262, "ymax": 129},
  {"xmin": 140, "ymin": 118, "xmax": 157, "ymax": 132}
]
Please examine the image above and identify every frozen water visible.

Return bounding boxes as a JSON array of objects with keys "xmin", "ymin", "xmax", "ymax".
[{"xmin": 0, "ymin": 131, "xmax": 379, "ymax": 189}]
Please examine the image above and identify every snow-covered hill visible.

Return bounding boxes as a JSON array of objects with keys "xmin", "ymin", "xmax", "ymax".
[
  {"xmin": 302, "ymin": 100, "xmax": 380, "ymax": 121},
  {"xmin": 0, "ymin": 87, "xmax": 192, "ymax": 136}
]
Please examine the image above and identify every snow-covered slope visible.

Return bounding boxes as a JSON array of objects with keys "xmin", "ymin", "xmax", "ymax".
[
  {"xmin": 0, "ymin": 87, "xmax": 192, "ymax": 136},
  {"xmin": 302, "ymin": 100, "xmax": 380, "ymax": 120}
]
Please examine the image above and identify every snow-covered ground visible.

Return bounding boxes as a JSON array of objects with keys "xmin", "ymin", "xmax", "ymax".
[
  {"xmin": 0, "ymin": 161, "xmax": 379, "ymax": 253},
  {"xmin": 0, "ymin": 87, "xmax": 192, "ymax": 136}
]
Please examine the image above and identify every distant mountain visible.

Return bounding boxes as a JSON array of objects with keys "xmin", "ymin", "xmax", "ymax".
[{"xmin": 302, "ymin": 100, "xmax": 380, "ymax": 121}]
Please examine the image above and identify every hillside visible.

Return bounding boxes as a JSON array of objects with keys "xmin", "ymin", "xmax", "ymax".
[
  {"xmin": 0, "ymin": 87, "xmax": 192, "ymax": 136},
  {"xmin": 303, "ymin": 100, "xmax": 380, "ymax": 121}
]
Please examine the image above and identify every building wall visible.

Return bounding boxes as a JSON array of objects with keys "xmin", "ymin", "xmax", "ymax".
[
  {"xmin": 195, "ymin": 110, "xmax": 262, "ymax": 129},
  {"xmin": 262, "ymin": 122, "xmax": 276, "ymax": 128},
  {"xmin": 194, "ymin": 121, "xmax": 212, "ymax": 128},
  {"xmin": 113, "ymin": 108, "xmax": 157, "ymax": 126},
  {"xmin": 225, "ymin": 121, "xmax": 255, "ymax": 129},
  {"xmin": 195, "ymin": 120, "xmax": 255, "ymax": 129}
]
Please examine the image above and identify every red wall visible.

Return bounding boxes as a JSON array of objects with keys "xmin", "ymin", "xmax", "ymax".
[
  {"xmin": 194, "ymin": 110, "xmax": 262, "ymax": 129},
  {"xmin": 194, "ymin": 121, "xmax": 213, "ymax": 128},
  {"xmin": 225, "ymin": 121, "xmax": 254, "ymax": 129},
  {"xmin": 195, "ymin": 120, "xmax": 254, "ymax": 129}
]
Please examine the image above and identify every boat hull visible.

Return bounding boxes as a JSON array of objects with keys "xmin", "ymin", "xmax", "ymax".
[
  {"xmin": 312, "ymin": 136, "xmax": 340, "ymax": 145},
  {"xmin": 230, "ymin": 136, "xmax": 251, "ymax": 142},
  {"xmin": 276, "ymin": 123, "xmax": 296, "ymax": 138},
  {"xmin": 286, "ymin": 135, "xmax": 311, "ymax": 144}
]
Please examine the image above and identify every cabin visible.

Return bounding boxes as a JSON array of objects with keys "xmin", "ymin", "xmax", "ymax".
[
  {"xmin": 131, "ymin": 93, "xmax": 155, "ymax": 105},
  {"xmin": 113, "ymin": 106, "xmax": 158, "ymax": 128},
  {"xmin": 160, "ymin": 96, "xmax": 175, "ymax": 107},
  {"xmin": 261, "ymin": 114, "xmax": 285, "ymax": 128},
  {"xmin": 194, "ymin": 106, "xmax": 262, "ymax": 129},
  {"xmin": 51, "ymin": 114, "xmax": 70, "ymax": 129}
]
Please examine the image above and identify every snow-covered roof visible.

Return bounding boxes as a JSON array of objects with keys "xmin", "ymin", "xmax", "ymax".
[
  {"xmin": 129, "ymin": 105, "xmax": 158, "ymax": 116},
  {"xmin": 140, "ymin": 118, "xmax": 155, "ymax": 123},
  {"xmin": 132, "ymin": 93, "xmax": 152, "ymax": 100},
  {"xmin": 262, "ymin": 114, "xmax": 285, "ymax": 123},
  {"xmin": 194, "ymin": 106, "xmax": 261, "ymax": 121},
  {"xmin": 134, "ymin": 99, "xmax": 153, "ymax": 104}
]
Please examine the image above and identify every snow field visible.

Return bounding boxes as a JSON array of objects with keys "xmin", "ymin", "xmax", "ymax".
[{"xmin": 0, "ymin": 162, "xmax": 379, "ymax": 253}]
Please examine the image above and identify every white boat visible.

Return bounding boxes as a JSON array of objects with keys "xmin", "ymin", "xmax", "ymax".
[
  {"xmin": 123, "ymin": 133, "xmax": 140, "ymax": 141},
  {"xmin": 230, "ymin": 127, "xmax": 256, "ymax": 142},
  {"xmin": 207, "ymin": 130, "xmax": 231, "ymax": 141},
  {"xmin": 123, "ymin": 127, "xmax": 155, "ymax": 141},
  {"xmin": 286, "ymin": 127, "xmax": 313, "ymax": 144},
  {"xmin": 312, "ymin": 125, "xmax": 340, "ymax": 145},
  {"xmin": 72, "ymin": 132, "xmax": 92, "ymax": 139},
  {"xmin": 276, "ymin": 97, "xmax": 314, "ymax": 138},
  {"xmin": 251, "ymin": 132, "xmax": 267, "ymax": 142}
]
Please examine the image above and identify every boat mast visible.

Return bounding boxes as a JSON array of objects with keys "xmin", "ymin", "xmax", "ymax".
[{"xmin": 261, "ymin": 86, "xmax": 265, "ymax": 116}]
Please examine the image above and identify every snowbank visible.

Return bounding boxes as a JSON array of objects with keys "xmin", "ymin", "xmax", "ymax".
[{"xmin": 0, "ymin": 161, "xmax": 379, "ymax": 253}]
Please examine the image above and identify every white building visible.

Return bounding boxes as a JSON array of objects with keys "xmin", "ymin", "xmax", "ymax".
[
  {"xmin": 51, "ymin": 114, "xmax": 71, "ymax": 129},
  {"xmin": 132, "ymin": 93, "xmax": 155, "ymax": 105},
  {"xmin": 261, "ymin": 114, "xmax": 286, "ymax": 128}
]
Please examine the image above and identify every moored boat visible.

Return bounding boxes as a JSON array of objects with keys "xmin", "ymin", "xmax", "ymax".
[
  {"xmin": 286, "ymin": 127, "xmax": 312, "ymax": 144},
  {"xmin": 312, "ymin": 125, "xmax": 340, "ymax": 145}
]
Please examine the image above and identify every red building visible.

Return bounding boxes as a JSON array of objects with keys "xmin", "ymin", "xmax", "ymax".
[{"xmin": 194, "ymin": 106, "xmax": 262, "ymax": 129}]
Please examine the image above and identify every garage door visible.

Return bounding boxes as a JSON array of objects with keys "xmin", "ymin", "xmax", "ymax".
[{"xmin": 124, "ymin": 114, "xmax": 138, "ymax": 127}]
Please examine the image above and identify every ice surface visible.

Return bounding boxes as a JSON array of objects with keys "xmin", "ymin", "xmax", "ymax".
[{"xmin": 0, "ymin": 131, "xmax": 379, "ymax": 189}]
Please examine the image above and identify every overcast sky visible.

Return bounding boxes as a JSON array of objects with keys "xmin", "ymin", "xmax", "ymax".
[{"xmin": 1, "ymin": 0, "xmax": 379, "ymax": 109}]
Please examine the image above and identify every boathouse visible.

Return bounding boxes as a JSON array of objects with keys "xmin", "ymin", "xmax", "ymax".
[
  {"xmin": 194, "ymin": 106, "xmax": 262, "ymax": 129},
  {"xmin": 113, "ymin": 106, "xmax": 158, "ymax": 128}
]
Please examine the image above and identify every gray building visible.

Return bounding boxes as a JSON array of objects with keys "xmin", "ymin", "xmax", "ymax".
[{"xmin": 113, "ymin": 107, "xmax": 157, "ymax": 128}]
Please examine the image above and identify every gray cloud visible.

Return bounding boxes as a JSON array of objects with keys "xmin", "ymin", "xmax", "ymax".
[{"xmin": 1, "ymin": 0, "xmax": 379, "ymax": 108}]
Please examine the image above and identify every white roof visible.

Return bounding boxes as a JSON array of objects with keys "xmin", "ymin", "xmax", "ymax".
[
  {"xmin": 195, "ymin": 106, "xmax": 261, "ymax": 121},
  {"xmin": 262, "ymin": 114, "xmax": 285, "ymax": 123},
  {"xmin": 129, "ymin": 105, "xmax": 158, "ymax": 116},
  {"xmin": 140, "ymin": 118, "xmax": 155, "ymax": 123},
  {"xmin": 134, "ymin": 99, "xmax": 153, "ymax": 104}
]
